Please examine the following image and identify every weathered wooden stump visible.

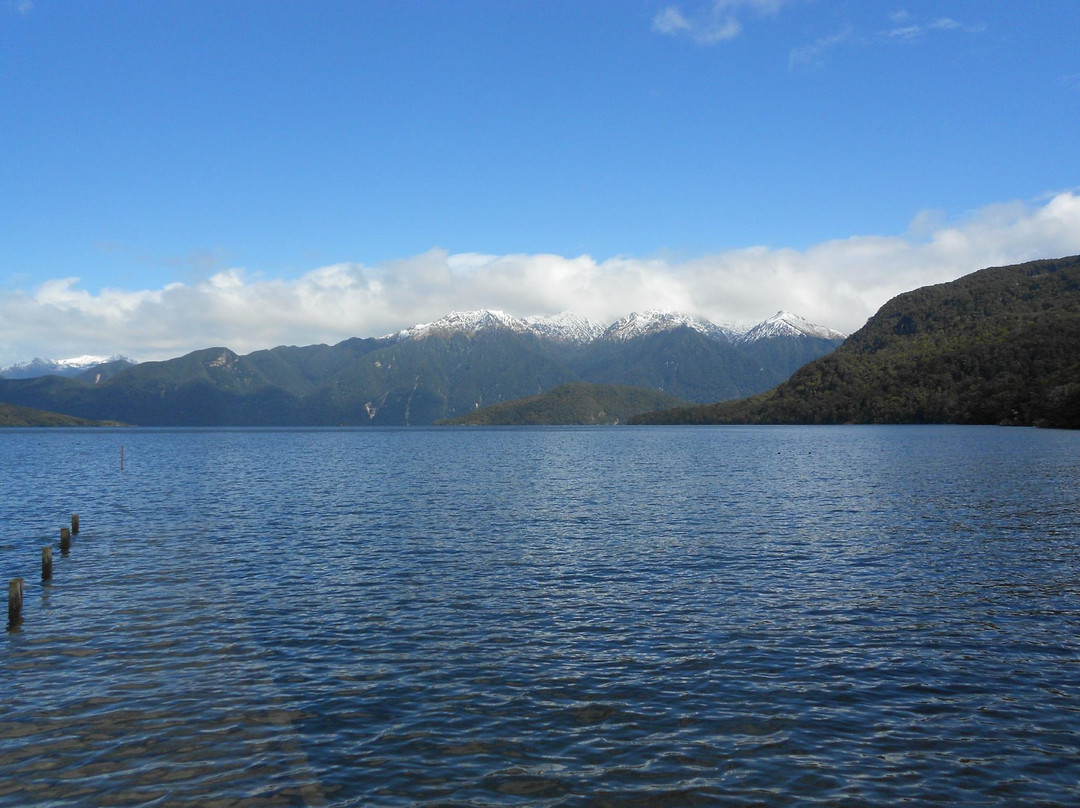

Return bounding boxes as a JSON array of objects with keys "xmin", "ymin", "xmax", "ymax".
[
  {"xmin": 7, "ymin": 578, "xmax": 23, "ymax": 627},
  {"xmin": 71, "ymin": 514, "xmax": 80, "ymax": 534},
  {"xmin": 60, "ymin": 526, "xmax": 71, "ymax": 554},
  {"xmin": 42, "ymin": 546, "xmax": 53, "ymax": 581}
]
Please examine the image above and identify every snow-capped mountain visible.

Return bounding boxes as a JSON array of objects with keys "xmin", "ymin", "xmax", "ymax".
[
  {"xmin": 522, "ymin": 313, "xmax": 606, "ymax": 343},
  {"xmin": 736, "ymin": 311, "xmax": 846, "ymax": 343},
  {"xmin": 386, "ymin": 308, "xmax": 842, "ymax": 346},
  {"xmin": 386, "ymin": 309, "xmax": 531, "ymax": 341},
  {"xmin": 599, "ymin": 310, "xmax": 740, "ymax": 343},
  {"xmin": 387, "ymin": 309, "xmax": 607, "ymax": 343},
  {"xmin": 0, "ymin": 354, "xmax": 137, "ymax": 380}
]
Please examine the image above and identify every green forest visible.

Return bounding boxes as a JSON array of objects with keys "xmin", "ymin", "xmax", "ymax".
[
  {"xmin": 631, "ymin": 255, "xmax": 1080, "ymax": 429},
  {"xmin": 440, "ymin": 382, "xmax": 689, "ymax": 426},
  {"xmin": 0, "ymin": 401, "xmax": 121, "ymax": 428}
]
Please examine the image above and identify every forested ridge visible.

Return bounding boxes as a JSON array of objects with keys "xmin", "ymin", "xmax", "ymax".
[
  {"xmin": 631, "ymin": 255, "xmax": 1080, "ymax": 429},
  {"xmin": 439, "ymin": 382, "xmax": 689, "ymax": 425},
  {"xmin": 0, "ymin": 401, "xmax": 122, "ymax": 427}
]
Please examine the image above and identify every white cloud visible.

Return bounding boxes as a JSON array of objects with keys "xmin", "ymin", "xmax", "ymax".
[
  {"xmin": 883, "ymin": 13, "xmax": 985, "ymax": 42},
  {"xmin": 887, "ymin": 24, "xmax": 922, "ymax": 42},
  {"xmin": 930, "ymin": 17, "xmax": 986, "ymax": 34},
  {"xmin": 929, "ymin": 17, "xmax": 961, "ymax": 31},
  {"xmin": 652, "ymin": 5, "xmax": 692, "ymax": 36},
  {"xmin": 652, "ymin": 0, "xmax": 787, "ymax": 45},
  {"xmin": 2, "ymin": 192, "xmax": 1080, "ymax": 366},
  {"xmin": 789, "ymin": 26, "xmax": 852, "ymax": 69},
  {"xmin": 789, "ymin": 10, "xmax": 985, "ymax": 66}
]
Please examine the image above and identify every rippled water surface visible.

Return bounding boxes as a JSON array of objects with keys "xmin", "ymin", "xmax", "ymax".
[{"xmin": 2, "ymin": 425, "xmax": 1079, "ymax": 806}]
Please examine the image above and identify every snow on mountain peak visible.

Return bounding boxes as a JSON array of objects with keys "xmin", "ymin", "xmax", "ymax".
[
  {"xmin": 387, "ymin": 309, "xmax": 530, "ymax": 340},
  {"xmin": 0, "ymin": 354, "xmax": 137, "ymax": 379},
  {"xmin": 389, "ymin": 309, "xmax": 608, "ymax": 343},
  {"xmin": 383, "ymin": 307, "xmax": 844, "ymax": 346},
  {"xmin": 737, "ymin": 311, "xmax": 846, "ymax": 343},
  {"xmin": 601, "ymin": 310, "xmax": 735, "ymax": 342},
  {"xmin": 522, "ymin": 313, "xmax": 605, "ymax": 343},
  {"xmin": 57, "ymin": 354, "xmax": 129, "ymax": 368}
]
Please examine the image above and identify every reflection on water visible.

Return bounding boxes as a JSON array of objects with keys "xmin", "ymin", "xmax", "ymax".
[{"xmin": 2, "ymin": 425, "xmax": 1079, "ymax": 806}]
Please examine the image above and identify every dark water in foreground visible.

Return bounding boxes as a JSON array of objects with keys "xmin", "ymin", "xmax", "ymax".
[{"xmin": 1, "ymin": 425, "xmax": 1078, "ymax": 807}]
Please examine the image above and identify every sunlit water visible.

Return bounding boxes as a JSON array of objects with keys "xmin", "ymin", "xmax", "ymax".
[{"xmin": 2, "ymin": 425, "xmax": 1079, "ymax": 806}]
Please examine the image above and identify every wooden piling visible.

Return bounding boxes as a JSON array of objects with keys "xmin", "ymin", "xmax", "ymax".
[
  {"xmin": 71, "ymin": 514, "xmax": 80, "ymax": 534},
  {"xmin": 7, "ymin": 578, "xmax": 23, "ymax": 627},
  {"xmin": 60, "ymin": 526, "xmax": 71, "ymax": 554},
  {"xmin": 42, "ymin": 547, "xmax": 53, "ymax": 581}
]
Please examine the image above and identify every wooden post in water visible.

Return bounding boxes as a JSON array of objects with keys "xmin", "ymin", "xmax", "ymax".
[
  {"xmin": 7, "ymin": 578, "xmax": 23, "ymax": 627},
  {"xmin": 71, "ymin": 514, "xmax": 80, "ymax": 534},
  {"xmin": 60, "ymin": 526, "xmax": 71, "ymax": 554},
  {"xmin": 42, "ymin": 547, "xmax": 52, "ymax": 581}
]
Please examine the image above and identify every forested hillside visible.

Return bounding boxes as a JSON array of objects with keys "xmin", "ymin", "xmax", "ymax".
[
  {"xmin": 440, "ymin": 383, "xmax": 689, "ymax": 425},
  {"xmin": 0, "ymin": 402, "xmax": 122, "ymax": 427},
  {"xmin": 631, "ymin": 256, "xmax": 1080, "ymax": 429}
]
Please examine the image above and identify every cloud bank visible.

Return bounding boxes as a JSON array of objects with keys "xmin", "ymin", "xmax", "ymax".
[{"xmin": 2, "ymin": 192, "xmax": 1080, "ymax": 365}]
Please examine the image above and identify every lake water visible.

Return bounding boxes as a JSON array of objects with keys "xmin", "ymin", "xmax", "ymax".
[{"xmin": 1, "ymin": 425, "xmax": 1078, "ymax": 807}]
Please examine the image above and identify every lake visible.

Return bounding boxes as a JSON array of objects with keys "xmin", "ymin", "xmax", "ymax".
[{"xmin": 2, "ymin": 425, "xmax": 1079, "ymax": 806}]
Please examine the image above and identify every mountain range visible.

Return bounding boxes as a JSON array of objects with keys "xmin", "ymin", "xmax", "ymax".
[
  {"xmin": 0, "ymin": 309, "xmax": 844, "ymax": 426},
  {"xmin": 631, "ymin": 255, "xmax": 1080, "ymax": 429},
  {"xmin": 0, "ymin": 355, "xmax": 137, "ymax": 381}
]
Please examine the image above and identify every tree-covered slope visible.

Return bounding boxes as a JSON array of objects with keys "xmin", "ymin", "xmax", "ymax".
[
  {"xmin": 736, "ymin": 335, "xmax": 847, "ymax": 386},
  {"xmin": 570, "ymin": 327, "xmax": 776, "ymax": 402},
  {"xmin": 631, "ymin": 255, "xmax": 1080, "ymax": 429},
  {"xmin": 303, "ymin": 329, "xmax": 581, "ymax": 425},
  {"xmin": 0, "ymin": 401, "xmax": 123, "ymax": 427},
  {"xmin": 439, "ymin": 382, "xmax": 690, "ymax": 426}
]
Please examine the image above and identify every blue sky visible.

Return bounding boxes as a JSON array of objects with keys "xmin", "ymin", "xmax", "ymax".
[{"xmin": 2, "ymin": 0, "xmax": 1079, "ymax": 364}]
